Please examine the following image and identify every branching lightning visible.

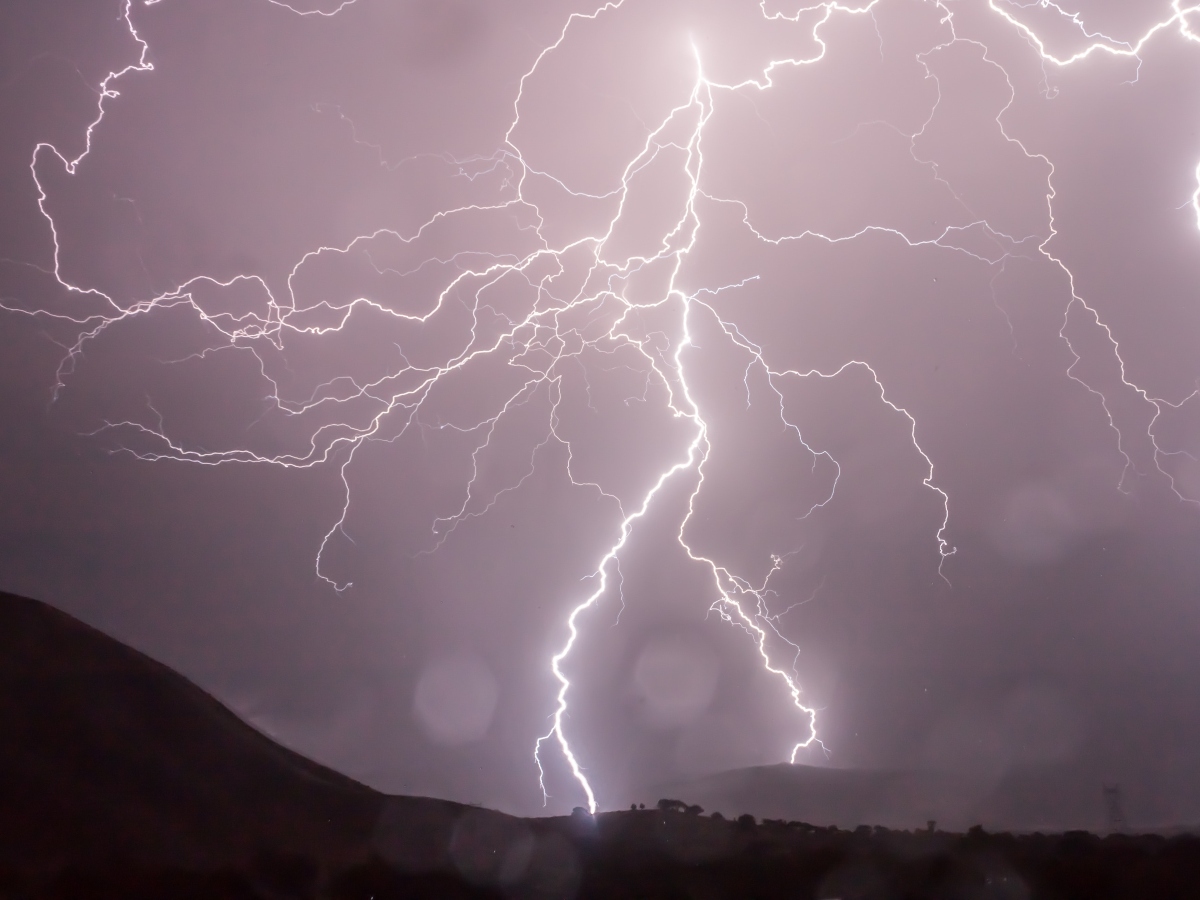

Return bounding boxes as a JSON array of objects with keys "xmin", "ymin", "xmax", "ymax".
[{"xmin": 7, "ymin": 0, "xmax": 1200, "ymax": 813}]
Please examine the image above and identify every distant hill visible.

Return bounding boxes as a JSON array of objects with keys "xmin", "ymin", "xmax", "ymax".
[
  {"xmin": 0, "ymin": 589, "xmax": 389, "ymax": 871},
  {"xmin": 642, "ymin": 760, "xmax": 1119, "ymax": 833}
]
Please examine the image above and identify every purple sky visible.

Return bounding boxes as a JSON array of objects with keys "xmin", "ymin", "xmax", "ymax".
[{"xmin": 3, "ymin": 0, "xmax": 1200, "ymax": 825}]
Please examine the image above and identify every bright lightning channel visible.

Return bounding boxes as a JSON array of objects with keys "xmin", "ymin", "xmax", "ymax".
[{"xmin": 6, "ymin": 0, "xmax": 1200, "ymax": 815}]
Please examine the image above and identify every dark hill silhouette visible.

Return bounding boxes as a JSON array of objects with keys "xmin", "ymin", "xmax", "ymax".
[
  {"xmin": 640, "ymin": 764, "xmax": 937, "ymax": 831},
  {"xmin": 643, "ymin": 758, "xmax": 1200, "ymax": 836},
  {"xmin": 0, "ymin": 589, "xmax": 386, "ymax": 871},
  {"xmin": 641, "ymin": 760, "xmax": 1120, "ymax": 834}
]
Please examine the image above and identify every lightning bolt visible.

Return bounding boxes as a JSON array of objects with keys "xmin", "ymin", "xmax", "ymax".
[{"xmin": 6, "ymin": 0, "xmax": 1200, "ymax": 814}]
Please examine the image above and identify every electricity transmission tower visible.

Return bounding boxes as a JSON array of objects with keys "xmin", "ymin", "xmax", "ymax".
[{"xmin": 1102, "ymin": 783, "xmax": 1127, "ymax": 833}]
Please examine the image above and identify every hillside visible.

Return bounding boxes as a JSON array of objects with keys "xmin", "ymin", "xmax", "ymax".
[
  {"xmin": 0, "ymin": 589, "xmax": 385, "ymax": 870},
  {"xmin": 642, "ymin": 759, "xmax": 1119, "ymax": 834}
]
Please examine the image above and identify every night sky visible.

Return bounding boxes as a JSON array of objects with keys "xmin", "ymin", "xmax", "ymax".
[{"xmin": 3, "ymin": 0, "xmax": 1200, "ymax": 826}]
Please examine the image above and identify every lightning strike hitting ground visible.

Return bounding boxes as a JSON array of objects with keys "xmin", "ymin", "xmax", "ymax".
[{"xmin": 7, "ymin": 0, "xmax": 1200, "ymax": 813}]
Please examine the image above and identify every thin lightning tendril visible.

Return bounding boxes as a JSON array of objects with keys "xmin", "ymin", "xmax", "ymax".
[{"xmin": 7, "ymin": 0, "xmax": 1200, "ymax": 813}]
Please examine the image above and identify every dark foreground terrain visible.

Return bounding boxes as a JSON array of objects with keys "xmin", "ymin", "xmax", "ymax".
[
  {"xmin": 1, "ymin": 589, "xmax": 1197, "ymax": 899},
  {"xmin": 7, "ymin": 803, "xmax": 1200, "ymax": 899}
]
